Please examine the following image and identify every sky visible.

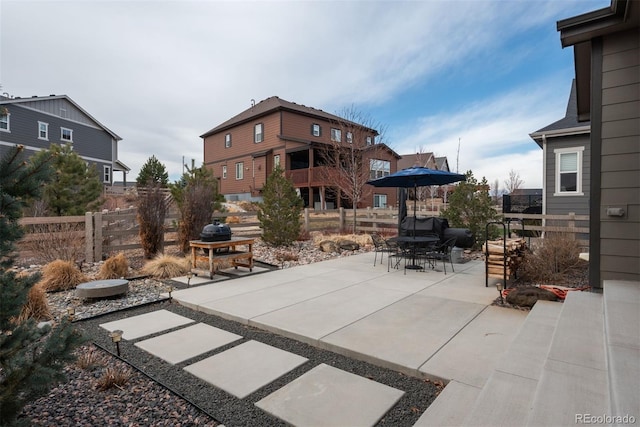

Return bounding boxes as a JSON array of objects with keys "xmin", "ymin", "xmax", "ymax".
[{"xmin": 1, "ymin": 0, "xmax": 608, "ymax": 192}]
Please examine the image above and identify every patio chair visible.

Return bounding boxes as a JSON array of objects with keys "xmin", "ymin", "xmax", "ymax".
[
  {"xmin": 371, "ymin": 232, "xmax": 397, "ymax": 268},
  {"xmin": 425, "ymin": 237, "xmax": 457, "ymax": 274}
]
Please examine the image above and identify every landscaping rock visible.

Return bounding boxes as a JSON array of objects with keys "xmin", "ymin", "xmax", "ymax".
[
  {"xmin": 337, "ymin": 239, "xmax": 360, "ymax": 251},
  {"xmin": 506, "ymin": 286, "xmax": 558, "ymax": 308},
  {"xmin": 318, "ymin": 240, "xmax": 340, "ymax": 253}
]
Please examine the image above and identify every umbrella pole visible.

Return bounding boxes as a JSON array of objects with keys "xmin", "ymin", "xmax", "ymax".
[{"xmin": 413, "ymin": 184, "xmax": 417, "ymax": 237}]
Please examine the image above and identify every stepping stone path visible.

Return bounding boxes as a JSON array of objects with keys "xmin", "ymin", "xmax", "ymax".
[{"xmin": 100, "ymin": 309, "xmax": 405, "ymax": 426}]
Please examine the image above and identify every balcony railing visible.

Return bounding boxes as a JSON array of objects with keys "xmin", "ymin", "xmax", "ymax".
[{"xmin": 287, "ymin": 166, "xmax": 340, "ymax": 187}]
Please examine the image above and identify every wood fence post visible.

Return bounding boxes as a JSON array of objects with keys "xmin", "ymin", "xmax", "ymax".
[
  {"xmin": 85, "ymin": 212, "xmax": 94, "ymax": 263},
  {"xmin": 94, "ymin": 211, "xmax": 103, "ymax": 261},
  {"xmin": 339, "ymin": 207, "xmax": 345, "ymax": 231},
  {"xmin": 304, "ymin": 208, "xmax": 310, "ymax": 231}
]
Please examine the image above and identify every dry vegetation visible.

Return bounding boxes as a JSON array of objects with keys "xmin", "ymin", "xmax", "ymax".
[
  {"xmin": 141, "ymin": 254, "xmax": 191, "ymax": 279},
  {"xmin": 519, "ymin": 232, "xmax": 585, "ymax": 285},
  {"xmin": 20, "ymin": 223, "xmax": 86, "ymax": 263},
  {"xmin": 97, "ymin": 252, "xmax": 129, "ymax": 279},
  {"xmin": 17, "ymin": 283, "xmax": 51, "ymax": 322},
  {"xmin": 39, "ymin": 260, "xmax": 88, "ymax": 292}
]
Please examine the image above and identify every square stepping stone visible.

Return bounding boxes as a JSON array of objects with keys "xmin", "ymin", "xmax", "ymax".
[
  {"xmin": 99, "ymin": 309, "xmax": 194, "ymax": 340},
  {"xmin": 184, "ymin": 340, "xmax": 308, "ymax": 399},
  {"xmin": 256, "ymin": 363, "xmax": 404, "ymax": 427},
  {"xmin": 134, "ymin": 323, "xmax": 242, "ymax": 364}
]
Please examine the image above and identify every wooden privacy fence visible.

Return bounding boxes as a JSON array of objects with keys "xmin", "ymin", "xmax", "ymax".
[{"xmin": 18, "ymin": 208, "xmax": 589, "ymax": 262}]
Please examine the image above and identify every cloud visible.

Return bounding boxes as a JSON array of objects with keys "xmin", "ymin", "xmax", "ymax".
[{"xmin": 1, "ymin": 0, "xmax": 600, "ymax": 188}]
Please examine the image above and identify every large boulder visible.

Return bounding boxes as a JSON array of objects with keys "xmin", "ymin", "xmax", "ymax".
[{"xmin": 506, "ymin": 286, "xmax": 558, "ymax": 308}]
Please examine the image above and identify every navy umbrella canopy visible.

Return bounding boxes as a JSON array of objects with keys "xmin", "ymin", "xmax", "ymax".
[{"xmin": 367, "ymin": 167, "xmax": 466, "ymax": 236}]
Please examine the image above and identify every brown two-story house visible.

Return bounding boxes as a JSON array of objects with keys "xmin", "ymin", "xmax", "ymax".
[{"xmin": 201, "ymin": 96, "xmax": 400, "ymax": 209}]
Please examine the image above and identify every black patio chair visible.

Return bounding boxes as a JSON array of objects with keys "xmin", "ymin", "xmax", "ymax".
[
  {"xmin": 371, "ymin": 232, "xmax": 398, "ymax": 268},
  {"xmin": 425, "ymin": 237, "xmax": 457, "ymax": 274}
]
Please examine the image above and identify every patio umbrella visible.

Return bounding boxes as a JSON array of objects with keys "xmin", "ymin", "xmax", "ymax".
[{"xmin": 367, "ymin": 167, "xmax": 466, "ymax": 236}]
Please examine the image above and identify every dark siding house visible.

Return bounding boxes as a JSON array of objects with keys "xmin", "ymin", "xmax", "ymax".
[
  {"xmin": 0, "ymin": 94, "xmax": 129, "ymax": 185},
  {"xmin": 557, "ymin": 0, "xmax": 640, "ymax": 287},
  {"xmin": 530, "ymin": 80, "xmax": 591, "ymax": 217}
]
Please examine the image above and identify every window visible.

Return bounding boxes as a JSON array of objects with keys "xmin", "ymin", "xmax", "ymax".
[
  {"xmin": 366, "ymin": 136, "xmax": 373, "ymax": 146},
  {"xmin": 235, "ymin": 162, "xmax": 244, "ymax": 180},
  {"xmin": 0, "ymin": 110, "xmax": 9, "ymax": 132},
  {"xmin": 38, "ymin": 121, "xmax": 49, "ymax": 140},
  {"xmin": 373, "ymin": 194, "xmax": 387, "ymax": 208},
  {"xmin": 103, "ymin": 165, "xmax": 111, "ymax": 183},
  {"xmin": 225, "ymin": 133, "xmax": 232, "ymax": 148},
  {"xmin": 311, "ymin": 123, "xmax": 321, "ymax": 137},
  {"xmin": 369, "ymin": 159, "xmax": 390, "ymax": 179},
  {"xmin": 61, "ymin": 127, "xmax": 73, "ymax": 142},
  {"xmin": 554, "ymin": 147, "xmax": 583, "ymax": 195},
  {"xmin": 222, "ymin": 165, "xmax": 227, "ymax": 179},
  {"xmin": 274, "ymin": 154, "xmax": 281, "ymax": 168},
  {"xmin": 346, "ymin": 131, "xmax": 353, "ymax": 144},
  {"xmin": 254, "ymin": 123, "xmax": 263, "ymax": 143},
  {"xmin": 331, "ymin": 128, "xmax": 342, "ymax": 142}
]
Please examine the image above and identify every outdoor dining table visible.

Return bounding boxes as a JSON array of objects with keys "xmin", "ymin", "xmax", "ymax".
[{"xmin": 387, "ymin": 235, "xmax": 440, "ymax": 270}]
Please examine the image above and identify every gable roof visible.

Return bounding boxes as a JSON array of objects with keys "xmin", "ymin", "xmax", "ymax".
[
  {"xmin": 435, "ymin": 156, "xmax": 450, "ymax": 172},
  {"xmin": 200, "ymin": 96, "xmax": 378, "ymax": 138},
  {"xmin": 397, "ymin": 152, "xmax": 436, "ymax": 170},
  {"xmin": 529, "ymin": 80, "xmax": 590, "ymax": 147},
  {"xmin": 0, "ymin": 94, "xmax": 121, "ymax": 141}
]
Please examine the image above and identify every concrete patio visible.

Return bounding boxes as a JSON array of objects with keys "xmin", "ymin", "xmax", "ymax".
[{"xmin": 101, "ymin": 252, "xmax": 638, "ymax": 425}]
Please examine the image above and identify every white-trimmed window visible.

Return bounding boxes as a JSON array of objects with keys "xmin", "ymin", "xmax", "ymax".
[
  {"xmin": 254, "ymin": 123, "xmax": 263, "ymax": 143},
  {"xmin": 38, "ymin": 121, "xmax": 49, "ymax": 140},
  {"xmin": 373, "ymin": 194, "xmax": 387, "ymax": 208},
  {"xmin": 0, "ymin": 111, "xmax": 9, "ymax": 132},
  {"xmin": 311, "ymin": 123, "xmax": 321, "ymax": 137},
  {"xmin": 225, "ymin": 133, "xmax": 232, "ymax": 148},
  {"xmin": 331, "ymin": 128, "xmax": 342, "ymax": 142},
  {"xmin": 370, "ymin": 159, "xmax": 390, "ymax": 179},
  {"xmin": 222, "ymin": 165, "xmax": 227, "ymax": 179},
  {"xmin": 554, "ymin": 147, "xmax": 584, "ymax": 195},
  {"xmin": 366, "ymin": 136, "xmax": 373, "ymax": 146},
  {"xmin": 274, "ymin": 154, "xmax": 281, "ymax": 168},
  {"xmin": 346, "ymin": 131, "xmax": 353, "ymax": 144},
  {"xmin": 235, "ymin": 162, "xmax": 244, "ymax": 180},
  {"xmin": 61, "ymin": 127, "xmax": 73, "ymax": 142},
  {"xmin": 103, "ymin": 165, "xmax": 111, "ymax": 183}
]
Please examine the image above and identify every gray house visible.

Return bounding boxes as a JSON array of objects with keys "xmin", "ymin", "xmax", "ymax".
[
  {"xmin": 0, "ymin": 94, "xmax": 129, "ymax": 185},
  {"xmin": 557, "ymin": 0, "xmax": 639, "ymax": 288},
  {"xmin": 530, "ymin": 80, "xmax": 591, "ymax": 218}
]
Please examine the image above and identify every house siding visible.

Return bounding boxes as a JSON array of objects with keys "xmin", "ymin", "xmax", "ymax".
[
  {"xmin": 544, "ymin": 135, "xmax": 590, "ymax": 216},
  {"xmin": 0, "ymin": 103, "xmax": 115, "ymax": 183},
  {"xmin": 598, "ymin": 28, "xmax": 640, "ymax": 282}
]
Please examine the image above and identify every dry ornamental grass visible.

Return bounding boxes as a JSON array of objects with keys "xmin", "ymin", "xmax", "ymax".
[{"xmin": 39, "ymin": 260, "xmax": 88, "ymax": 292}]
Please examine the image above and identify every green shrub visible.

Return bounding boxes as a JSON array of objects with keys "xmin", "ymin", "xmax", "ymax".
[{"xmin": 258, "ymin": 166, "xmax": 303, "ymax": 246}]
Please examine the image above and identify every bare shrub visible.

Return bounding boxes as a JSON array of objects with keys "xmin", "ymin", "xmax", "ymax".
[
  {"xmin": 137, "ymin": 183, "xmax": 170, "ymax": 259},
  {"xmin": 96, "ymin": 366, "xmax": 131, "ymax": 391},
  {"xmin": 520, "ymin": 232, "xmax": 582, "ymax": 284},
  {"xmin": 17, "ymin": 282, "xmax": 52, "ymax": 322},
  {"xmin": 21, "ymin": 222, "xmax": 85, "ymax": 263},
  {"xmin": 76, "ymin": 347, "xmax": 104, "ymax": 371},
  {"xmin": 40, "ymin": 260, "xmax": 88, "ymax": 292},
  {"xmin": 141, "ymin": 254, "xmax": 190, "ymax": 279},
  {"xmin": 98, "ymin": 252, "xmax": 129, "ymax": 279}
]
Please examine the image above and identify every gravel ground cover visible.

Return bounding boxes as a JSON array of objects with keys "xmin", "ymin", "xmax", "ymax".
[{"xmin": 19, "ymin": 238, "xmax": 443, "ymax": 426}]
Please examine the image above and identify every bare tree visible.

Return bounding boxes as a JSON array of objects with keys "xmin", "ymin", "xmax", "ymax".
[
  {"xmin": 315, "ymin": 105, "xmax": 388, "ymax": 233},
  {"xmin": 504, "ymin": 169, "xmax": 524, "ymax": 194},
  {"xmin": 491, "ymin": 178, "xmax": 500, "ymax": 203}
]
